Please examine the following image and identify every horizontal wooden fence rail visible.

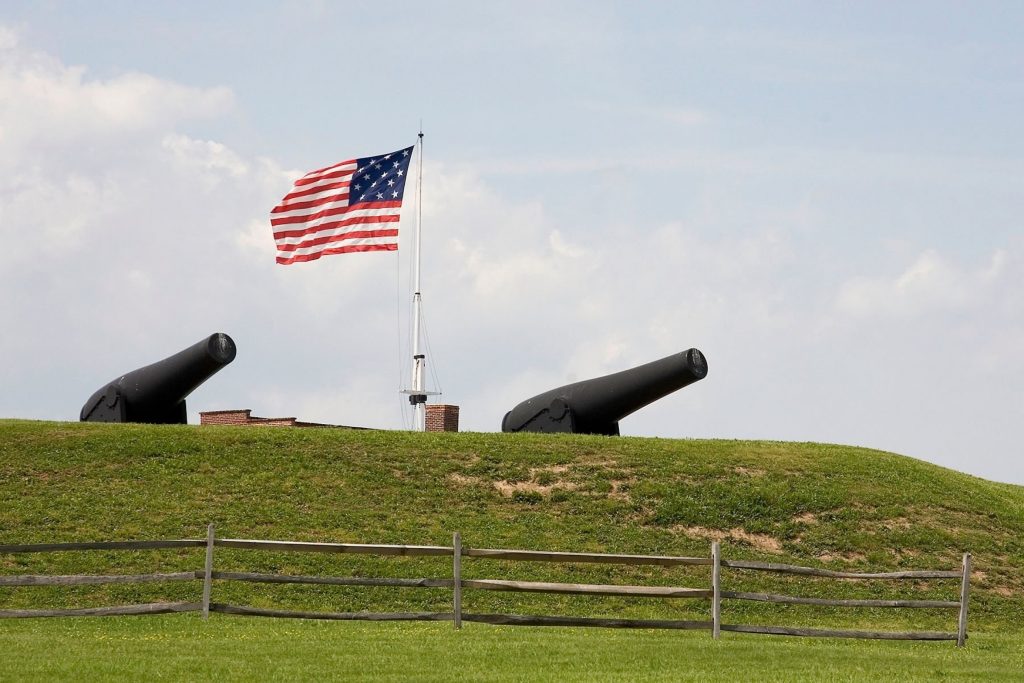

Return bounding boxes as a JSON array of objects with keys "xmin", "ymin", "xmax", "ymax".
[
  {"xmin": 0, "ymin": 602, "xmax": 202, "ymax": 619},
  {"xmin": 203, "ymin": 528, "xmax": 456, "ymax": 622},
  {"xmin": 212, "ymin": 572, "xmax": 454, "ymax": 589},
  {"xmin": 0, "ymin": 537, "xmax": 209, "ymax": 619},
  {"xmin": 461, "ymin": 614, "xmax": 713, "ymax": 630},
  {"xmin": 720, "ymin": 591, "xmax": 960, "ymax": 609},
  {"xmin": 208, "ymin": 604, "xmax": 453, "ymax": 622},
  {"xmin": 720, "ymin": 559, "xmax": 962, "ymax": 579},
  {"xmin": 0, "ymin": 540, "xmax": 205, "ymax": 553},
  {"xmin": 718, "ymin": 624, "xmax": 959, "ymax": 641},
  {"xmin": 718, "ymin": 551, "xmax": 971, "ymax": 646},
  {"xmin": 214, "ymin": 539, "xmax": 453, "ymax": 557},
  {"xmin": 464, "ymin": 548, "xmax": 712, "ymax": 567},
  {"xmin": 462, "ymin": 579, "xmax": 712, "ymax": 599},
  {"xmin": 0, "ymin": 571, "xmax": 200, "ymax": 587},
  {"xmin": 0, "ymin": 528, "xmax": 972, "ymax": 646}
]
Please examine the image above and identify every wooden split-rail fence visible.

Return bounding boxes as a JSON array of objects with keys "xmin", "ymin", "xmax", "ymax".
[{"xmin": 0, "ymin": 527, "xmax": 972, "ymax": 646}]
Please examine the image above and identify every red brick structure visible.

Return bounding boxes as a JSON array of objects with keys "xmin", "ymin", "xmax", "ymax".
[
  {"xmin": 200, "ymin": 406, "xmax": 459, "ymax": 431},
  {"xmin": 198, "ymin": 409, "xmax": 349, "ymax": 428},
  {"xmin": 425, "ymin": 404, "xmax": 460, "ymax": 432}
]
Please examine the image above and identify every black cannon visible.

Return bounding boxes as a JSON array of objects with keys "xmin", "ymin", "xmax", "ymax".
[
  {"xmin": 501, "ymin": 348, "xmax": 708, "ymax": 435},
  {"xmin": 80, "ymin": 333, "xmax": 237, "ymax": 424}
]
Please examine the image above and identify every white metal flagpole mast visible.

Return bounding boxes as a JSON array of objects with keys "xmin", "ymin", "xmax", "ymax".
[{"xmin": 409, "ymin": 130, "xmax": 427, "ymax": 431}]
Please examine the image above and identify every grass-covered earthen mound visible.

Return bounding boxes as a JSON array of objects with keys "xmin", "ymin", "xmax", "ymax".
[{"xmin": 1, "ymin": 419, "xmax": 1021, "ymax": 631}]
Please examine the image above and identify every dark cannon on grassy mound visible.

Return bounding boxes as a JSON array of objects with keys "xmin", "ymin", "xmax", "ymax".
[
  {"xmin": 501, "ymin": 348, "xmax": 708, "ymax": 436},
  {"xmin": 80, "ymin": 333, "xmax": 236, "ymax": 424}
]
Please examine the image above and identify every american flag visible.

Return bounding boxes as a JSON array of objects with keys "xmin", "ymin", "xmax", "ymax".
[{"xmin": 271, "ymin": 145, "xmax": 415, "ymax": 265}]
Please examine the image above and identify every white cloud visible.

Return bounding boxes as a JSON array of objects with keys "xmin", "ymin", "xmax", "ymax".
[
  {"xmin": 162, "ymin": 134, "xmax": 249, "ymax": 180},
  {"xmin": 0, "ymin": 33, "xmax": 278, "ymax": 406},
  {"xmin": 835, "ymin": 249, "xmax": 1009, "ymax": 318},
  {"xmin": 0, "ymin": 168, "xmax": 121, "ymax": 266},
  {"xmin": 0, "ymin": 24, "xmax": 18, "ymax": 50},
  {"xmin": 0, "ymin": 35, "xmax": 232, "ymax": 160}
]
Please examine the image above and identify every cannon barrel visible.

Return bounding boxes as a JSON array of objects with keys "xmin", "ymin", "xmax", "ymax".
[
  {"xmin": 80, "ymin": 333, "xmax": 237, "ymax": 424},
  {"xmin": 501, "ymin": 348, "xmax": 707, "ymax": 435}
]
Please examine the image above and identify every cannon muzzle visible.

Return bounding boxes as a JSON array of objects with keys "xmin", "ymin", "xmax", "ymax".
[
  {"xmin": 80, "ymin": 333, "xmax": 237, "ymax": 424},
  {"xmin": 501, "ymin": 348, "xmax": 707, "ymax": 435}
]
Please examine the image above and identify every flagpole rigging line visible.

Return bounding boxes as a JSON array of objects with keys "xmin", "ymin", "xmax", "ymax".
[
  {"xmin": 419, "ymin": 303, "xmax": 443, "ymax": 397},
  {"xmin": 395, "ymin": 217, "xmax": 411, "ymax": 430}
]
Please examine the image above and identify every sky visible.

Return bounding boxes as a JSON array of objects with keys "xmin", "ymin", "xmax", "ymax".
[{"xmin": 1, "ymin": 2, "xmax": 1021, "ymax": 484}]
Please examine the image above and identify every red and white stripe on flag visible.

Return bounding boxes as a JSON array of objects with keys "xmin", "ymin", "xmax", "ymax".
[{"xmin": 270, "ymin": 145, "xmax": 413, "ymax": 265}]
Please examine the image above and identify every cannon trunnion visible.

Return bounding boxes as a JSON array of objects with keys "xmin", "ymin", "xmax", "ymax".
[
  {"xmin": 80, "ymin": 333, "xmax": 237, "ymax": 424},
  {"xmin": 502, "ymin": 348, "xmax": 708, "ymax": 435}
]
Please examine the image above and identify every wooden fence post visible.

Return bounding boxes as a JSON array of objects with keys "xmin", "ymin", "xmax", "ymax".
[
  {"xmin": 957, "ymin": 552, "xmax": 971, "ymax": 647},
  {"xmin": 453, "ymin": 532, "xmax": 462, "ymax": 630},
  {"xmin": 712, "ymin": 541, "xmax": 721, "ymax": 639},
  {"xmin": 202, "ymin": 523, "xmax": 215, "ymax": 619}
]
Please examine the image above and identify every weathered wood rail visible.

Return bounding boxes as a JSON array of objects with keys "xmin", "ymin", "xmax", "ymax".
[{"xmin": 0, "ymin": 528, "xmax": 972, "ymax": 646}]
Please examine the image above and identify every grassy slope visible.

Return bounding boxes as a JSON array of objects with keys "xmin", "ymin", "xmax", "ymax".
[{"xmin": 1, "ymin": 419, "xmax": 1022, "ymax": 632}]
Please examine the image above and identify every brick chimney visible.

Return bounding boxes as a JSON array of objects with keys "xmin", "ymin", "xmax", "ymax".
[{"xmin": 425, "ymin": 404, "xmax": 459, "ymax": 432}]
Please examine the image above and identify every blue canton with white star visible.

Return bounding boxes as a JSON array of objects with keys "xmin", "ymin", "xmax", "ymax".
[{"xmin": 350, "ymin": 145, "xmax": 415, "ymax": 206}]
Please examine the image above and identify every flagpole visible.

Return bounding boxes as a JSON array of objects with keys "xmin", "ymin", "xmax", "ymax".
[{"xmin": 409, "ymin": 130, "xmax": 427, "ymax": 431}]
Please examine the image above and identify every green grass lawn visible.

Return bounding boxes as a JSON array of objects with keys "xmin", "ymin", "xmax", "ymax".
[{"xmin": 1, "ymin": 615, "xmax": 1021, "ymax": 682}]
